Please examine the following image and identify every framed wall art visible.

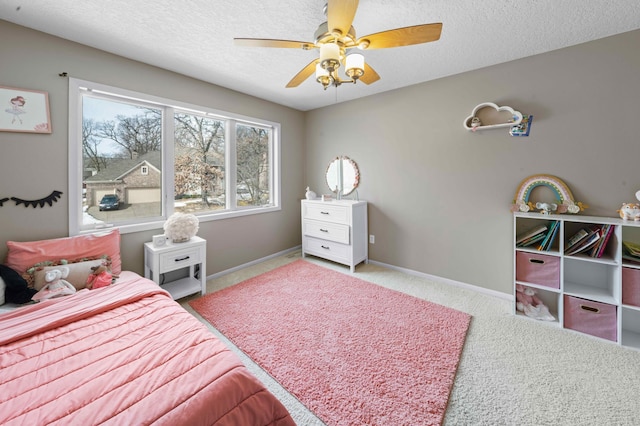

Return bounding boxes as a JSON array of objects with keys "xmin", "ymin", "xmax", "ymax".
[{"xmin": 0, "ymin": 85, "xmax": 52, "ymax": 133}]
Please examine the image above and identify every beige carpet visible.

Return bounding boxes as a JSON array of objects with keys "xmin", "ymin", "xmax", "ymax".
[{"xmin": 181, "ymin": 252, "xmax": 640, "ymax": 425}]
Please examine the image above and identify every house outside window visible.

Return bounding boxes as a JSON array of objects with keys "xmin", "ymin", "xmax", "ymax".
[{"xmin": 69, "ymin": 78, "xmax": 281, "ymax": 235}]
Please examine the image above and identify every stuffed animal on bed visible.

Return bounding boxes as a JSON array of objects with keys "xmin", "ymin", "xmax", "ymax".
[
  {"xmin": 86, "ymin": 264, "xmax": 115, "ymax": 290},
  {"xmin": 32, "ymin": 267, "xmax": 76, "ymax": 302}
]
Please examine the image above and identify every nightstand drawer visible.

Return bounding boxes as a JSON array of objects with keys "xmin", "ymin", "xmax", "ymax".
[
  {"xmin": 303, "ymin": 219, "xmax": 350, "ymax": 244},
  {"xmin": 159, "ymin": 247, "xmax": 201, "ymax": 273},
  {"xmin": 303, "ymin": 203, "xmax": 349, "ymax": 224}
]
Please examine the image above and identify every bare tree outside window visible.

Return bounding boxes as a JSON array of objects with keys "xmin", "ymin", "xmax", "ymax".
[
  {"xmin": 99, "ymin": 109, "xmax": 162, "ymax": 159},
  {"xmin": 82, "ymin": 118, "xmax": 107, "ymax": 172},
  {"xmin": 236, "ymin": 124, "xmax": 270, "ymax": 207},
  {"xmin": 174, "ymin": 113, "xmax": 225, "ymax": 212}
]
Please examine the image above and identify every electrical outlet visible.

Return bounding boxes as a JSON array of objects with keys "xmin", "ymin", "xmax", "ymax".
[{"xmin": 369, "ymin": 235, "xmax": 375, "ymax": 244}]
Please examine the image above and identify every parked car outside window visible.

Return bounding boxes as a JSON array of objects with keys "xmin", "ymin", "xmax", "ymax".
[{"xmin": 99, "ymin": 194, "xmax": 120, "ymax": 211}]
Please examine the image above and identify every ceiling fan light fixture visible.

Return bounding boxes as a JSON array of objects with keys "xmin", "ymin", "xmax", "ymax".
[
  {"xmin": 236, "ymin": 1, "xmax": 442, "ymax": 90},
  {"xmin": 345, "ymin": 53, "xmax": 365, "ymax": 80},
  {"xmin": 315, "ymin": 63, "xmax": 332, "ymax": 90},
  {"xmin": 319, "ymin": 43, "xmax": 340, "ymax": 72}
]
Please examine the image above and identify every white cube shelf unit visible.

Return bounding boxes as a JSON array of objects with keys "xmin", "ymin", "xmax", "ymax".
[{"xmin": 513, "ymin": 212, "xmax": 640, "ymax": 350}]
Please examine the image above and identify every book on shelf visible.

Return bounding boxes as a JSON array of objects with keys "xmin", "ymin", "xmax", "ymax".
[
  {"xmin": 509, "ymin": 115, "xmax": 533, "ymax": 137},
  {"xmin": 535, "ymin": 220, "xmax": 556, "ymax": 251},
  {"xmin": 539, "ymin": 220, "xmax": 560, "ymax": 251},
  {"xmin": 566, "ymin": 228, "xmax": 601, "ymax": 256},
  {"xmin": 516, "ymin": 224, "xmax": 547, "ymax": 245},
  {"xmin": 623, "ymin": 240, "xmax": 640, "ymax": 257},
  {"xmin": 623, "ymin": 253, "xmax": 640, "ymax": 264},
  {"xmin": 588, "ymin": 224, "xmax": 608, "ymax": 257},
  {"xmin": 622, "ymin": 241, "xmax": 640, "ymax": 264},
  {"xmin": 517, "ymin": 233, "xmax": 546, "ymax": 248},
  {"xmin": 564, "ymin": 227, "xmax": 591, "ymax": 252},
  {"xmin": 591, "ymin": 224, "xmax": 615, "ymax": 258}
]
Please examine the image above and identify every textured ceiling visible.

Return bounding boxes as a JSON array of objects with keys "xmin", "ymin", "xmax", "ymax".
[{"xmin": 2, "ymin": 0, "xmax": 640, "ymax": 111}]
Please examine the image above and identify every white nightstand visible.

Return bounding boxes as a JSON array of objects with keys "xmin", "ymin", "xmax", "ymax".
[{"xmin": 144, "ymin": 236, "xmax": 206, "ymax": 300}]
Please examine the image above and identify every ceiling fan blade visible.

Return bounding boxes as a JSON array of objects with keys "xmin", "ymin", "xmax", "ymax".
[
  {"xmin": 327, "ymin": 0, "xmax": 359, "ymax": 36},
  {"xmin": 286, "ymin": 59, "xmax": 319, "ymax": 88},
  {"xmin": 234, "ymin": 38, "xmax": 315, "ymax": 50},
  {"xmin": 360, "ymin": 63, "xmax": 380, "ymax": 85},
  {"xmin": 357, "ymin": 23, "xmax": 442, "ymax": 49}
]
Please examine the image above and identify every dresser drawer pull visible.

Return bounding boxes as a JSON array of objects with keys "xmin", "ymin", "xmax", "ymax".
[
  {"xmin": 320, "ymin": 228, "xmax": 329, "ymax": 232},
  {"xmin": 321, "ymin": 211, "xmax": 330, "ymax": 215},
  {"xmin": 175, "ymin": 256, "xmax": 190, "ymax": 262},
  {"xmin": 321, "ymin": 245, "xmax": 330, "ymax": 249}
]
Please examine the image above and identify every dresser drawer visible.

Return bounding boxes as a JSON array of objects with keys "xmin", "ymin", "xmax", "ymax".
[
  {"xmin": 303, "ymin": 236, "xmax": 351, "ymax": 262},
  {"xmin": 159, "ymin": 247, "xmax": 202, "ymax": 273},
  {"xmin": 303, "ymin": 219, "xmax": 350, "ymax": 244},
  {"xmin": 303, "ymin": 202, "xmax": 350, "ymax": 224}
]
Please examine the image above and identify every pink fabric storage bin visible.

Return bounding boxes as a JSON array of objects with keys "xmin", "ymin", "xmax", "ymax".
[
  {"xmin": 622, "ymin": 267, "xmax": 640, "ymax": 307},
  {"xmin": 563, "ymin": 295, "xmax": 617, "ymax": 342},
  {"xmin": 516, "ymin": 252, "xmax": 560, "ymax": 289}
]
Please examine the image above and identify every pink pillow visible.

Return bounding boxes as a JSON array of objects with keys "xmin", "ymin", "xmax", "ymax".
[{"xmin": 6, "ymin": 230, "xmax": 121, "ymax": 276}]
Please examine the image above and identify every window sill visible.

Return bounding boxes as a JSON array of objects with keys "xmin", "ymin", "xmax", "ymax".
[{"xmin": 78, "ymin": 204, "xmax": 281, "ymax": 236}]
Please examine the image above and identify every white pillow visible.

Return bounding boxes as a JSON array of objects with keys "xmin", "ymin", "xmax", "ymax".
[{"xmin": 33, "ymin": 259, "xmax": 106, "ymax": 290}]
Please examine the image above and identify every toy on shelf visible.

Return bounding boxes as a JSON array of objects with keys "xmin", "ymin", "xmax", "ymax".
[
  {"xmin": 618, "ymin": 202, "xmax": 640, "ymax": 221},
  {"xmin": 470, "ymin": 116, "xmax": 482, "ymax": 131},
  {"xmin": 515, "ymin": 284, "xmax": 555, "ymax": 321},
  {"xmin": 535, "ymin": 202, "xmax": 557, "ymax": 215}
]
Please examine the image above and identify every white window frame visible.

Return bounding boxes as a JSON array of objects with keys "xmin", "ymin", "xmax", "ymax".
[{"xmin": 69, "ymin": 78, "xmax": 281, "ymax": 235}]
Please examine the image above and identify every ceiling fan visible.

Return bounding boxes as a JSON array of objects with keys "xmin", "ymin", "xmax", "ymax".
[{"xmin": 234, "ymin": 0, "xmax": 442, "ymax": 90}]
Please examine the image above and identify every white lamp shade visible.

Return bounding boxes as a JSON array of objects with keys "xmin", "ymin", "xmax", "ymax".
[
  {"xmin": 315, "ymin": 63, "xmax": 329, "ymax": 77},
  {"xmin": 345, "ymin": 53, "xmax": 365, "ymax": 72},
  {"xmin": 320, "ymin": 43, "xmax": 340, "ymax": 64}
]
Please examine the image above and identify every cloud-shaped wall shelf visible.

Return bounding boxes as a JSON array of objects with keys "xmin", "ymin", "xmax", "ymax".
[{"xmin": 463, "ymin": 102, "xmax": 523, "ymax": 131}]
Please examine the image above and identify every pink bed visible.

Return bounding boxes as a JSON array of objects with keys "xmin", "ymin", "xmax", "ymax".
[{"xmin": 0, "ymin": 232, "xmax": 294, "ymax": 425}]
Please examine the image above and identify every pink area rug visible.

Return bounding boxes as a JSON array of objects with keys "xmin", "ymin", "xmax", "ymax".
[{"xmin": 190, "ymin": 260, "xmax": 471, "ymax": 425}]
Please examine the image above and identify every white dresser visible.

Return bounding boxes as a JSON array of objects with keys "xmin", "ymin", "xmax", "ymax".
[{"xmin": 301, "ymin": 199, "xmax": 368, "ymax": 272}]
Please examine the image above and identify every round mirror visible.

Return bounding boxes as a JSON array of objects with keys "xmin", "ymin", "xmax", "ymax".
[{"xmin": 325, "ymin": 156, "xmax": 360, "ymax": 196}]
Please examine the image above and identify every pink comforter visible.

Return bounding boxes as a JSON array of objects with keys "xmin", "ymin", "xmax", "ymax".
[{"xmin": 0, "ymin": 272, "xmax": 294, "ymax": 426}]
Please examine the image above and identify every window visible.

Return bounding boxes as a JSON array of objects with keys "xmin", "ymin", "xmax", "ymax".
[{"xmin": 69, "ymin": 79, "xmax": 280, "ymax": 235}]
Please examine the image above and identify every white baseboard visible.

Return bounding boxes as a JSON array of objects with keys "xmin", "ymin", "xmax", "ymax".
[
  {"xmin": 205, "ymin": 246, "xmax": 301, "ymax": 280},
  {"xmin": 367, "ymin": 259, "xmax": 513, "ymax": 302},
  {"xmin": 206, "ymin": 247, "xmax": 513, "ymax": 302}
]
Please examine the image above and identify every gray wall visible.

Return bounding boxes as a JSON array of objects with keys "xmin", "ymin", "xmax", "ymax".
[
  {"xmin": 2, "ymin": 18, "xmax": 639, "ymax": 296},
  {"xmin": 0, "ymin": 20, "xmax": 305, "ymax": 275},
  {"xmin": 305, "ymin": 29, "xmax": 640, "ymax": 294}
]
